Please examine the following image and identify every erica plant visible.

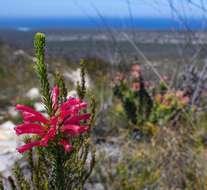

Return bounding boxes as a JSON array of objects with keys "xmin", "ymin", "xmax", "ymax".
[{"xmin": 0, "ymin": 33, "xmax": 96, "ymax": 190}]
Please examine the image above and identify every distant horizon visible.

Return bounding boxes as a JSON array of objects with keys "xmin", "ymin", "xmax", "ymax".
[
  {"xmin": 0, "ymin": 17, "xmax": 205, "ymax": 31},
  {"xmin": 0, "ymin": 15, "xmax": 204, "ymax": 19}
]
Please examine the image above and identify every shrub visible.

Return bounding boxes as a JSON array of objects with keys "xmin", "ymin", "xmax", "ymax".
[
  {"xmin": 112, "ymin": 65, "xmax": 195, "ymax": 137},
  {"xmin": 0, "ymin": 33, "xmax": 96, "ymax": 190}
]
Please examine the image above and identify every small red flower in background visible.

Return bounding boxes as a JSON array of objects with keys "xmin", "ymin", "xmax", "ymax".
[
  {"xmin": 14, "ymin": 86, "xmax": 91, "ymax": 153},
  {"xmin": 132, "ymin": 82, "xmax": 140, "ymax": 91},
  {"xmin": 180, "ymin": 96, "xmax": 190, "ymax": 105},
  {"xmin": 175, "ymin": 90, "xmax": 184, "ymax": 98},
  {"xmin": 131, "ymin": 65, "xmax": 142, "ymax": 72},
  {"xmin": 115, "ymin": 72, "xmax": 123, "ymax": 79},
  {"xmin": 112, "ymin": 72, "xmax": 124, "ymax": 84},
  {"xmin": 154, "ymin": 94, "xmax": 163, "ymax": 103}
]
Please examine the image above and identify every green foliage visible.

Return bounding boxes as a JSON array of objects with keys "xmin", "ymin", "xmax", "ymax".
[
  {"xmin": 77, "ymin": 59, "xmax": 86, "ymax": 100},
  {"xmin": 112, "ymin": 65, "xmax": 194, "ymax": 137},
  {"xmin": 112, "ymin": 69, "xmax": 153, "ymax": 136},
  {"xmin": 34, "ymin": 33, "xmax": 45, "ymax": 60},
  {"xmin": 96, "ymin": 142, "xmax": 160, "ymax": 190},
  {"xmin": 6, "ymin": 136, "xmax": 50, "ymax": 190},
  {"xmin": 88, "ymin": 95, "xmax": 96, "ymax": 133},
  {"xmin": 0, "ymin": 179, "xmax": 4, "ymax": 190},
  {"xmin": 34, "ymin": 33, "xmax": 53, "ymax": 116},
  {"xmin": 13, "ymin": 162, "xmax": 30, "ymax": 190},
  {"xmin": 8, "ymin": 176, "xmax": 16, "ymax": 190},
  {"xmin": 54, "ymin": 72, "xmax": 68, "ymax": 103}
]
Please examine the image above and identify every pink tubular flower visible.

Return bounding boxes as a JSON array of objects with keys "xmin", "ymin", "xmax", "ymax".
[
  {"xmin": 60, "ymin": 140, "xmax": 72, "ymax": 152},
  {"xmin": 40, "ymin": 126, "xmax": 57, "ymax": 146},
  {"xmin": 22, "ymin": 111, "xmax": 48, "ymax": 124},
  {"xmin": 52, "ymin": 86, "xmax": 59, "ymax": 110},
  {"xmin": 14, "ymin": 127, "xmax": 46, "ymax": 136},
  {"xmin": 64, "ymin": 113, "xmax": 91, "ymax": 125},
  {"xmin": 49, "ymin": 116, "xmax": 59, "ymax": 125},
  {"xmin": 14, "ymin": 123, "xmax": 47, "ymax": 136},
  {"xmin": 15, "ymin": 104, "xmax": 49, "ymax": 125},
  {"xmin": 17, "ymin": 141, "xmax": 41, "ymax": 153},
  {"xmin": 60, "ymin": 124, "xmax": 88, "ymax": 135},
  {"xmin": 78, "ymin": 125, "xmax": 88, "ymax": 133},
  {"xmin": 61, "ymin": 125, "xmax": 88, "ymax": 139},
  {"xmin": 60, "ymin": 102, "xmax": 87, "ymax": 120},
  {"xmin": 14, "ymin": 86, "xmax": 91, "ymax": 154},
  {"xmin": 60, "ymin": 97, "xmax": 82, "ymax": 112}
]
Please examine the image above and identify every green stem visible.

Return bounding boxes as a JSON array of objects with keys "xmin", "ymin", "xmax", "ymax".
[{"xmin": 50, "ymin": 147, "xmax": 65, "ymax": 190}]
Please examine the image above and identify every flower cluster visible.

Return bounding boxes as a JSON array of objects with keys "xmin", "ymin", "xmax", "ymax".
[
  {"xmin": 112, "ymin": 64, "xmax": 152, "ymax": 127},
  {"xmin": 154, "ymin": 90, "xmax": 190, "ymax": 108},
  {"xmin": 14, "ymin": 87, "xmax": 90, "ymax": 153},
  {"xmin": 130, "ymin": 64, "xmax": 141, "ymax": 79},
  {"xmin": 112, "ymin": 72, "xmax": 124, "ymax": 84},
  {"xmin": 150, "ymin": 89, "xmax": 191, "ymax": 125},
  {"xmin": 112, "ymin": 64, "xmax": 195, "ymax": 137}
]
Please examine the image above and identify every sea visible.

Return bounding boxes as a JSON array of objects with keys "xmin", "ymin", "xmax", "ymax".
[{"xmin": 0, "ymin": 17, "xmax": 205, "ymax": 31}]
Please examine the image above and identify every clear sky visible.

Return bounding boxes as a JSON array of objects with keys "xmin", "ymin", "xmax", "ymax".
[{"xmin": 0, "ymin": 0, "xmax": 203, "ymax": 18}]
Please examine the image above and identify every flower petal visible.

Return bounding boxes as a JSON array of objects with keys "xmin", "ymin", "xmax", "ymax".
[
  {"xmin": 60, "ymin": 124, "xmax": 88, "ymax": 134},
  {"xmin": 14, "ymin": 123, "xmax": 47, "ymax": 136},
  {"xmin": 60, "ymin": 102, "xmax": 87, "ymax": 120},
  {"xmin": 40, "ymin": 126, "xmax": 57, "ymax": 146},
  {"xmin": 78, "ymin": 125, "xmax": 88, "ymax": 133},
  {"xmin": 60, "ymin": 140, "xmax": 72, "ymax": 152},
  {"xmin": 17, "ymin": 141, "xmax": 41, "ymax": 153},
  {"xmin": 60, "ymin": 97, "xmax": 82, "ymax": 112},
  {"xmin": 52, "ymin": 86, "xmax": 59, "ymax": 110},
  {"xmin": 49, "ymin": 116, "xmax": 59, "ymax": 125},
  {"xmin": 64, "ymin": 114, "xmax": 91, "ymax": 125},
  {"xmin": 14, "ymin": 128, "xmax": 46, "ymax": 136},
  {"xmin": 14, "ymin": 123, "xmax": 47, "ymax": 130},
  {"xmin": 15, "ymin": 104, "xmax": 49, "ymax": 124},
  {"xmin": 22, "ymin": 112, "xmax": 48, "ymax": 124},
  {"xmin": 60, "ymin": 124, "xmax": 80, "ymax": 134}
]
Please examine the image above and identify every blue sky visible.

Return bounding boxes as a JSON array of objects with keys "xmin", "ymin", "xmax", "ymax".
[{"xmin": 0, "ymin": 0, "xmax": 203, "ymax": 18}]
